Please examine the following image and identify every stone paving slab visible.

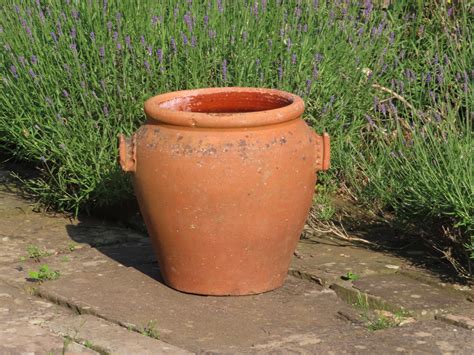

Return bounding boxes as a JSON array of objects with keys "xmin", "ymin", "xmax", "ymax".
[
  {"xmin": 35, "ymin": 264, "xmax": 360, "ymax": 353},
  {"xmin": 0, "ymin": 191, "xmax": 147, "ymax": 265},
  {"xmin": 0, "ymin": 280, "xmax": 96, "ymax": 354},
  {"xmin": 45, "ymin": 314, "xmax": 190, "ymax": 354},
  {"xmin": 290, "ymin": 237, "xmax": 403, "ymax": 286},
  {"xmin": 352, "ymin": 273, "xmax": 471, "ymax": 319}
]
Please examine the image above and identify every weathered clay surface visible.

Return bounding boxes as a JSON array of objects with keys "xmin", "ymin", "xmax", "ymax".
[{"xmin": 123, "ymin": 87, "xmax": 330, "ymax": 295}]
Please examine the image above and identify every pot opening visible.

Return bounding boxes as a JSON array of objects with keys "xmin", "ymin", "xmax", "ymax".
[{"xmin": 158, "ymin": 92, "xmax": 293, "ymax": 114}]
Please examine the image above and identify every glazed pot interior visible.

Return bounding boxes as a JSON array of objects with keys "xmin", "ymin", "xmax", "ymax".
[{"xmin": 158, "ymin": 91, "xmax": 294, "ymax": 114}]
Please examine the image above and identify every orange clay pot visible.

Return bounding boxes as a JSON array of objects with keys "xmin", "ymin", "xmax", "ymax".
[{"xmin": 119, "ymin": 87, "xmax": 330, "ymax": 296}]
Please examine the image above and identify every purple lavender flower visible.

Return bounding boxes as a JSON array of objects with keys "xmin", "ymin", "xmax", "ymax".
[
  {"xmin": 181, "ymin": 32, "xmax": 188, "ymax": 45},
  {"xmin": 222, "ymin": 59, "xmax": 227, "ymax": 82},
  {"xmin": 256, "ymin": 58, "xmax": 261, "ymax": 66},
  {"xmin": 116, "ymin": 12, "xmax": 122, "ymax": 23},
  {"xmin": 208, "ymin": 29, "xmax": 216, "ymax": 39},
  {"xmin": 217, "ymin": 0, "xmax": 223, "ymax": 13},
  {"xmin": 365, "ymin": 114, "xmax": 375, "ymax": 127},
  {"xmin": 80, "ymin": 81, "xmax": 86, "ymax": 89},
  {"xmin": 363, "ymin": 0, "xmax": 373, "ymax": 18},
  {"xmin": 447, "ymin": 7, "xmax": 453, "ymax": 17},
  {"xmin": 144, "ymin": 60, "xmax": 151, "ymax": 72},
  {"xmin": 278, "ymin": 65, "xmax": 283, "ymax": 81},
  {"xmin": 151, "ymin": 16, "xmax": 159, "ymax": 26},
  {"xmin": 242, "ymin": 31, "xmax": 248, "ymax": 42},
  {"xmin": 253, "ymin": 2, "xmax": 259, "ymax": 17},
  {"xmin": 380, "ymin": 103, "xmax": 387, "ymax": 116},
  {"xmin": 18, "ymin": 56, "xmax": 26, "ymax": 65},
  {"xmin": 71, "ymin": 27, "xmax": 77, "ymax": 39},
  {"xmin": 99, "ymin": 46, "xmax": 105, "ymax": 58},
  {"xmin": 291, "ymin": 53, "xmax": 297, "ymax": 65},
  {"xmin": 295, "ymin": 6, "xmax": 302, "ymax": 19},
  {"xmin": 388, "ymin": 100, "xmax": 397, "ymax": 115},
  {"xmin": 287, "ymin": 38, "xmax": 292, "ymax": 51},
  {"xmin": 70, "ymin": 43, "xmax": 77, "ymax": 54},
  {"xmin": 45, "ymin": 97, "xmax": 52, "ymax": 106},
  {"xmin": 90, "ymin": 32, "xmax": 95, "ymax": 41},
  {"xmin": 171, "ymin": 37, "xmax": 177, "ymax": 53},
  {"xmin": 100, "ymin": 80, "xmax": 106, "ymax": 90},
  {"xmin": 39, "ymin": 10, "xmax": 45, "ymax": 22},
  {"xmin": 39, "ymin": 156, "xmax": 47, "ymax": 163},
  {"xmin": 113, "ymin": 31, "xmax": 118, "ymax": 41},
  {"xmin": 313, "ymin": 0, "xmax": 319, "ymax": 9},
  {"xmin": 72, "ymin": 9, "xmax": 79, "ymax": 20},
  {"xmin": 147, "ymin": 45, "xmax": 152, "ymax": 55},
  {"xmin": 268, "ymin": 39, "xmax": 273, "ymax": 49},
  {"xmin": 262, "ymin": 0, "xmax": 267, "ymax": 12},
  {"xmin": 116, "ymin": 42, "xmax": 122, "ymax": 50},
  {"xmin": 389, "ymin": 31, "xmax": 395, "ymax": 45},
  {"xmin": 31, "ymin": 55, "xmax": 37, "ymax": 65},
  {"xmin": 125, "ymin": 35, "xmax": 131, "ymax": 48},
  {"xmin": 425, "ymin": 73, "xmax": 432, "ymax": 83},
  {"xmin": 184, "ymin": 13, "xmax": 193, "ymax": 32},
  {"xmin": 10, "ymin": 65, "xmax": 18, "ymax": 78},
  {"xmin": 62, "ymin": 90, "xmax": 69, "ymax": 98},
  {"xmin": 103, "ymin": 105, "xmax": 109, "ymax": 117},
  {"xmin": 140, "ymin": 35, "xmax": 146, "ymax": 46},
  {"xmin": 191, "ymin": 36, "xmax": 197, "ymax": 48},
  {"xmin": 303, "ymin": 24, "xmax": 308, "ymax": 33},
  {"xmin": 436, "ymin": 73, "xmax": 443, "ymax": 85},
  {"xmin": 434, "ymin": 112, "xmax": 441, "ymax": 122},
  {"xmin": 28, "ymin": 69, "xmax": 36, "ymax": 79},
  {"xmin": 50, "ymin": 31, "xmax": 58, "ymax": 43},
  {"xmin": 14, "ymin": 5, "xmax": 20, "ymax": 14},
  {"xmin": 107, "ymin": 21, "xmax": 112, "ymax": 32},
  {"xmin": 312, "ymin": 64, "xmax": 319, "ymax": 80},
  {"xmin": 404, "ymin": 68, "xmax": 415, "ymax": 81},
  {"xmin": 305, "ymin": 79, "xmax": 312, "ymax": 95},
  {"xmin": 314, "ymin": 53, "xmax": 323, "ymax": 63},
  {"xmin": 373, "ymin": 96, "xmax": 379, "ymax": 112},
  {"xmin": 103, "ymin": 0, "xmax": 108, "ymax": 14},
  {"xmin": 56, "ymin": 20, "xmax": 63, "ymax": 36},
  {"xmin": 174, "ymin": 7, "xmax": 179, "ymax": 18},
  {"xmin": 156, "ymin": 48, "xmax": 163, "ymax": 62},
  {"xmin": 203, "ymin": 14, "xmax": 209, "ymax": 27}
]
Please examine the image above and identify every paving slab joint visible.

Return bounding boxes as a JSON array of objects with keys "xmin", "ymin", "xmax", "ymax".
[
  {"xmin": 330, "ymin": 283, "xmax": 409, "ymax": 315},
  {"xmin": 288, "ymin": 268, "xmax": 325, "ymax": 286}
]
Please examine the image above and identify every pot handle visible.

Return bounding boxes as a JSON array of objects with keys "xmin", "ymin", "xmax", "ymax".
[
  {"xmin": 119, "ymin": 134, "xmax": 136, "ymax": 172},
  {"xmin": 313, "ymin": 131, "xmax": 330, "ymax": 171}
]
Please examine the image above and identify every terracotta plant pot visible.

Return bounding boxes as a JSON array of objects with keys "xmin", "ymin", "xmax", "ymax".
[{"xmin": 119, "ymin": 87, "xmax": 330, "ymax": 296}]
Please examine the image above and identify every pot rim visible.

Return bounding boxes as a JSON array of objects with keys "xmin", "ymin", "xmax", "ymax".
[{"xmin": 143, "ymin": 87, "xmax": 304, "ymax": 128}]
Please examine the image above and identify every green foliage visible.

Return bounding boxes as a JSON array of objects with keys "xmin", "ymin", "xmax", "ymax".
[
  {"xmin": 342, "ymin": 271, "xmax": 360, "ymax": 281},
  {"xmin": 28, "ymin": 264, "xmax": 60, "ymax": 281},
  {"xmin": 141, "ymin": 320, "xmax": 160, "ymax": 340},
  {"xmin": 0, "ymin": 1, "xmax": 471, "ymax": 268},
  {"xmin": 26, "ymin": 244, "xmax": 51, "ymax": 260}
]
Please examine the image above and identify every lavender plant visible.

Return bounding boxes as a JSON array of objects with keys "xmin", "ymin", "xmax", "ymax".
[{"xmin": 0, "ymin": 1, "xmax": 472, "ymax": 272}]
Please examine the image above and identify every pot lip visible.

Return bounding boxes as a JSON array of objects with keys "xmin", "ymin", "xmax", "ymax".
[{"xmin": 143, "ymin": 87, "xmax": 304, "ymax": 128}]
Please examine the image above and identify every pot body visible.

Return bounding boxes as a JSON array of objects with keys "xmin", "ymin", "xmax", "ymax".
[{"xmin": 119, "ymin": 88, "xmax": 329, "ymax": 295}]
